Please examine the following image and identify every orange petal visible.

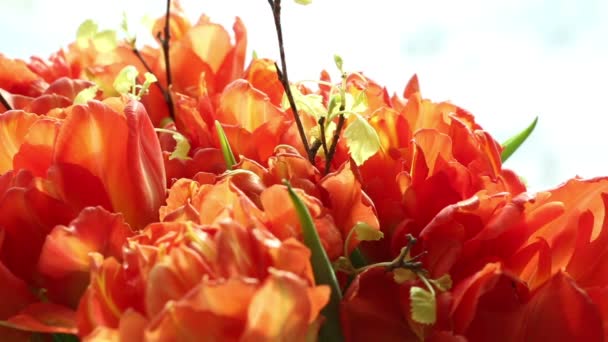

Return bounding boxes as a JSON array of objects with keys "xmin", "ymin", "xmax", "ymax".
[
  {"xmin": 216, "ymin": 17, "xmax": 248, "ymax": 92},
  {"xmin": 242, "ymin": 269, "xmax": 329, "ymax": 341},
  {"xmin": 341, "ymin": 267, "xmax": 416, "ymax": 341},
  {"xmin": 145, "ymin": 277, "xmax": 255, "ymax": 341},
  {"xmin": 1, "ymin": 302, "xmax": 76, "ymax": 334},
  {"xmin": 521, "ymin": 272, "xmax": 603, "ymax": 341},
  {"xmin": 320, "ymin": 162, "xmax": 380, "ymax": 251},
  {"xmin": 0, "ymin": 54, "xmax": 46, "ymax": 96},
  {"xmin": 38, "ymin": 206, "xmax": 133, "ymax": 278},
  {"xmin": 50, "ymin": 99, "xmax": 166, "ymax": 229},
  {"xmin": 450, "ymin": 263, "xmax": 527, "ymax": 340},
  {"xmin": 0, "ymin": 110, "xmax": 39, "ymax": 174}
]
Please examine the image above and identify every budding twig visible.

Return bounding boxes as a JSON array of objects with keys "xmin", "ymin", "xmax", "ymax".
[
  {"xmin": 324, "ymin": 113, "xmax": 345, "ymax": 175},
  {"xmin": 128, "ymin": 0, "xmax": 175, "ymax": 121},
  {"xmin": 131, "ymin": 48, "xmax": 168, "ymax": 100},
  {"xmin": 158, "ymin": 0, "xmax": 176, "ymax": 121},
  {"xmin": 267, "ymin": 0, "xmax": 313, "ymax": 162}
]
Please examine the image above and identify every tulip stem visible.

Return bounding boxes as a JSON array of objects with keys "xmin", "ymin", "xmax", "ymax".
[
  {"xmin": 0, "ymin": 92, "xmax": 11, "ymax": 111},
  {"xmin": 267, "ymin": 0, "xmax": 313, "ymax": 163}
]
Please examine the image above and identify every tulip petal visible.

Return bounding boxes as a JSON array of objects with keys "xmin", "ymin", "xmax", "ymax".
[{"xmin": 522, "ymin": 272, "xmax": 603, "ymax": 342}]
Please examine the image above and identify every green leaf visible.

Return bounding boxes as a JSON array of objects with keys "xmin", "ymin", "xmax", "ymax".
[
  {"xmin": 410, "ymin": 286, "xmax": 437, "ymax": 324},
  {"xmin": 430, "ymin": 274, "xmax": 453, "ymax": 292},
  {"xmin": 73, "ymin": 85, "xmax": 98, "ymax": 105},
  {"xmin": 334, "ymin": 54, "xmax": 344, "ymax": 72},
  {"xmin": 285, "ymin": 182, "xmax": 344, "ymax": 342},
  {"xmin": 92, "ymin": 29, "xmax": 118, "ymax": 53},
  {"xmin": 215, "ymin": 120, "xmax": 237, "ymax": 169},
  {"xmin": 282, "ymin": 85, "xmax": 326, "ymax": 119},
  {"xmin": 113, "ymin": 65, "xmax": 139, "ymax": 95},
  {"xmin": 294, "ymin": 0, "xmax": 312, "ymax": 4},
  {"xmin": 170, "ymin": 133, "xmax": 192, "ymax": 161},
  {"xmin": 343, "ymin": 114, "xmax": 382, "ymax": 165},
  {"xmin": 155, "ymin": 128, "xmax": 191, "ymax": 161},
  {"xmin": 136, "ymin": 72, "xmax": 157, "ymax": 98},
  {"xmin": 501, "ymin": 116, "xmax": 538, "ymax": 162},
  {"xmin": 76, "ymin": 19, "xmax": 98, "ymax": 48},
  {"xmin": 353, "ymin": 222, "xmax": 384, "ymax": 242}
]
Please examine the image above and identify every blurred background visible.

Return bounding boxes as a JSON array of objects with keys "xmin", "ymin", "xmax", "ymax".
[{"xmin": 1, "ymin": 0, "xmax": 607, "ymax": 191}]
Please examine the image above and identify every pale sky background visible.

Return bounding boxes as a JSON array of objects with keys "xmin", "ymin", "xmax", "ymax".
[{"xmin": 1, "ymin": 0, "xmax": 607, "ymax": 191}]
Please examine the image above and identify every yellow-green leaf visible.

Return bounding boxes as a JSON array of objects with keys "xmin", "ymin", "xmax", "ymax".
[
  {"xmin": 215, "ymin": 120, "xmax": 237, "ymax": 169},
  {"xmin": 501, "ymin": 116, "xmax": 538, "ymax": 162},
  {"xmin": 343, "ymin": 114, "xmax": 382, "ymax": 165},
  {"xmin": 92, "ymin": 29, "xmax": 118, "ymax": 53},
  {"xmin": 410, "ymin": 286, "xmax": 437, "ymax": 324},
  {"xmin": 136, "ymin": 72, "xmax": 157, "ymax": 98},
  {"xmin": 431, "ymin": 274, "xmax": 453, "ymax": 292},
  {"xmin": 285, "ymin": 182, "xmax": 343, "ymax": 341},
  {"xmin": 76, "ymin": 19, "xmax": 98, "ymax": 48},
  {"xmin": 73, "ymin": 85, "xmax": 98, "ymax": 105},
  {"xmin": 294, "ymin": 0, "xmax": 312, "ymax": 4},
  {"xmin": 353, "ymin": 222, "xmax": 383, "ymax": 241},
  {"xmin": 155, "ymin": 128, "xmax": 191, "ymax": 161},
  {"xmin": 393, "ymin": 268, "xmax": 417, "ymax": 284},
  {"xmin": 170, "ymin": 133, "xmax": 191, "ymax": 161},
  {"xmin": 113, "ymin": 65, "xmax": 139, "ymax": 95},
  {"xmin": 334, "ymin": 54, "xmax": 344, "ymax": 72},
  {"xmin": 282, "ymin": 85, "xmax": 326, "ymax": 119}
]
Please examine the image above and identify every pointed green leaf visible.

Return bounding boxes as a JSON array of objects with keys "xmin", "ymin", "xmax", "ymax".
[
  {"xmin": 353, "ymin": 222, "xmax": 384, "ymax": 242},
  {"xmin": 430, "ymin": 274, "xmax": 453, "ymax": 292},
  {"xmin": 334, "ymin": 54, "xmax": 344, "ymax": 72},
  {"xmin": 343, "ymin": 114, "xmax": 382, "ymax": 165},
  {"xmin": 295, "ymin": 0, "xmax": 312, "ymax": 5},
  {"xmin": 215, "ymin": 120, "xmax": 237, "ymax": 169},
  {"xmin": 410, "ymin": 286, "xmax": 437, "ymax": 324},
  {"xmin": 73, "ymin": 85, "xmax": 98, "ymax": 105},
  {"xmin": 501, "ymin": 116, "xmax": 538, "ymax": 162},
  {"xmin": 285, "ymin": 182, "xmax": 344, "ymax": 342}
]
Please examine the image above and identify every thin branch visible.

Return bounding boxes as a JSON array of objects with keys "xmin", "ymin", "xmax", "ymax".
[
  {"xmin": 318, "ymin": 117, "xmax": 329, "ymax": 157},
  {"xmin": 324, "ymin": 114, "xmax": 345, "ymax": 174},
  {"xmin": 0, "ymin": 92, "xmax": 11, "ymax": 111},
  {"xmin": 268, "ymin": 1, "xmax": 312, "ymax": 162},
  {"xmin": 157, "ymin": 0, "xmax": 176, "ymax": 121},
  {"xmin": 132, "ymin": 47, "xmax": 168, "ymax": 98}
]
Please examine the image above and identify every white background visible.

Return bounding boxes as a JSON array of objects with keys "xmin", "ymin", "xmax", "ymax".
[{"xmin": 1, "ymin": 0, "xmax": 607, "ymax": 191}]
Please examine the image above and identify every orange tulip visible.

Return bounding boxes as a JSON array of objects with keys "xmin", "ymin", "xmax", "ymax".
[
  {"xmin": 342, "ymin": 177, "xmax": 608, "ymax": 341},
  {"xmin": 76, "ymin": 217, "xmax": 329, "ymax": 341}
]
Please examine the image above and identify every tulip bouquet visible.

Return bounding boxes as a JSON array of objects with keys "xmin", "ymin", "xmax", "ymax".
[{"xmin": 0, "ymin": 0, "xmax": 606, "ymax": 341}]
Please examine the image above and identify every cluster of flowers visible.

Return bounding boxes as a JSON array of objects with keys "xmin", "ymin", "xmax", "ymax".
[{"xmin": 0, "ymin": 2, "xmax": 606, "ymax": 341}]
